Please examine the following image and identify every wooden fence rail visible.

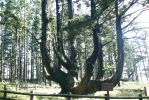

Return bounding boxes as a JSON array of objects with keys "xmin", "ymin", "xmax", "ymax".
[{"xmin": 0, "ymin": 85, "xmax": 149, "ymax": 100}]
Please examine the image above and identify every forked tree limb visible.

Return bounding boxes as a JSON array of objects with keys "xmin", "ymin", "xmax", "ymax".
[{"xmin": 72, "ymin": 0, "xmax": 125, "ymax": 94}]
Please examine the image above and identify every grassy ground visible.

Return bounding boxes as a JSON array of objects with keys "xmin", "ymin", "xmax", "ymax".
[
  {"xmin": 0, "ymin": 81, "xmax": 149, "ymax": 100},
  {"xmin": 95, "ymin": 82, "xmax": 149, "ymax": 96}
]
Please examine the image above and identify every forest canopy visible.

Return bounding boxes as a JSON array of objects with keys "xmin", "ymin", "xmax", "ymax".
[{"xmin": 0, "ymin": 0, "xmax": 149, "ymax": 94}]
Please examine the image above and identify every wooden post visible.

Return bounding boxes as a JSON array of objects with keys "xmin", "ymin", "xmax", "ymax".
[
  {"xmin": 4, "ymin": 84, "xmax": 7, "ymax": 100},
  {"xmin": 35, "ymin": 84, "xmax": 37, "ymax": 90},
  {"xmin": 139, "ymin": 94, "xmax": 143, "ymax": 100},
  {"xmin": 102, "ymin": 83, "xmax": 112, "ymax": 100},
  {"xmin": 105, "ymin": 92, "xmax": 109, "ymax": 100},
  {"xmin": 15, "ymin": 79, "xmax": 19, "ymax": 91},
  {"xmin": 107, "ymin": 91, "xmax": 109, "ymax": 98},
  {"xmin": 67, "ymin": 92, "xmax": 71, "ymax": 100},
  {"xmin": 30, "ymin": 91, "xmax": 34, "ymax": 100},
  {"xmin": 144, "ymin": 87, "xmax": 147, "ymax": 96}
]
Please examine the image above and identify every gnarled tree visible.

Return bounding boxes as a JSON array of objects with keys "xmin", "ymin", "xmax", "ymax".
[{"xmin": 40, "ymin": 0, "xmax": 138, "ymax": 94}]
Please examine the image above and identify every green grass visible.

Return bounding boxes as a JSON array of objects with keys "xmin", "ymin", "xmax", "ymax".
[
  {"xmin": 115, "ymin": 82, "xmax": 148, "ymax": 96},
  {"xmin": 0, "ymin": 82, "xmax": 149, "ymax": 100},
  {"xmin": 95, "ymin": 82, "xmax": 149, "ymax": 97}
]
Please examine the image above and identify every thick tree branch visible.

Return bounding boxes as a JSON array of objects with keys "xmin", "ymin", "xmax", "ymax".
[
  {"xmin": 96, "ymin": 40, "xmax": 104, "ymax": 79},
  {"xmin": 80, "ymin": 0, "xmax": 126, "ymax": 93},
  {"xmin": 53, "ymin": 43, "xmax": 72, "ymax": 71},
  {"xmin": 72, "ymin": 0, "xmax": 99, "ymax": 94},
  {"xmin": 40, "ymin": 0, "xmax": 52, "ymax": 74},
  {"xmin": 110, "ymin": 0, "xmax": 124, "ymax": 86},
  {"xmin": 41, "ymin": 0, "xmax": 75, "ymax": 94},
  {"xmin": 56, "ymin": 0, "xmax": 61, "ymax": 67}
]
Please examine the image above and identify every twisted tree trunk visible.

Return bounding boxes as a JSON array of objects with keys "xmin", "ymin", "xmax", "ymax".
[
  {"xmin": 72, "ymin": 0, "xmax": 124, "ymax": 94},
  {"xmin": 40, "ymin": 0, "xmax": 125, "ymax": 94},
  {"xmin": 40, "ymin": 0, "xmax": 74, "ymax": 94}
]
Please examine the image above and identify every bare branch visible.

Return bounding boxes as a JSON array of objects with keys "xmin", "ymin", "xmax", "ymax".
[
  {"xmin": 124, "ymin": 27, "xmax": 149, "ymax": 34},
  {"xmin": 124, "ymin": 36, "xmax": 146, "ymax": 40},
  {"xmin": 122, "ymin": 9, "xmax": 146, "ymax": 30},
  {"xmin": 103, "ymin": 41, "xmax": 112, "ymax": 46},
  {"xmin": 53, "ymin": 43, "xmax": 72, "ymax": 70},
  {"xmin": 120, "ymin": 0, "xmax": 138, "ymax": 16},
  {"xmin": 122, "ymin": 7, "xmax": 147, "ymax": 19},
  {"xmin": 59, "ymin": 38, "xmax": 74, "ymax": 66}
]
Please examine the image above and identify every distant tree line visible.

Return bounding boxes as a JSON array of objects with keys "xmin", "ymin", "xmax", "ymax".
[{"xmin": 0, "ymin": 0, "xmax": 149, "ymax": 94}]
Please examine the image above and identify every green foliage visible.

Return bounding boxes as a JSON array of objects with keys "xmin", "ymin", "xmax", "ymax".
[
  {"xmin": 0, "ymin": 0, "xmax": 147, "ymax": 95},
  {"xmin": 32, "ymin": 12, "xmax": 40, "ymax": 34},
  {"xmin": 63, "ymin": 15, "xmax": 95, "ymax": 39},
  {"xmin": 124, "ymin": 40, "xmax": 145, "ymax": 67},
  {"xmin": 2, "ymin": 2, "xmax": 21, "ymax": 29},
  {"xmin": 97, "ymin": 0, "xmax": 115, "ymax": 13},
  {"xmin": 62, "ymin": 0, "xmax": 116, "ymax": 41},
  {"xmin": 104, "ymin": 63, "xmax": 115, "ymax": 72},
  {"xmin": 133, "ymin": 55, "xmax": 145, "ymax": 64}
]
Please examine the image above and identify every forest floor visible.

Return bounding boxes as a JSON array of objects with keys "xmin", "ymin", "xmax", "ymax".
[
  {"xmin": 0, "ymin": 81, "xmax": 149, "ymax": 100},
  {"xmin": 95, "ymin": 82, "xmax": 149, "ymax": 96}
]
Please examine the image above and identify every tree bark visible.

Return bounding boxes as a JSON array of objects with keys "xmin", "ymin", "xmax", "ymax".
[
  {"xmin": 56, "ymin": 0, "xmax": 61, "ymax": 67},
  {"xmin": 67, "ymin": 0, "xmax": 77, "ymax": 72},
  {"xmin": 96, "ymin": 40, "xmax": 104, "ymax": 79},
  {"xmin": 72, "ymin": 0, "xmax": 99, "ymax": 94},
  {"xmin": 40, "ymin": 0, "xmax": 74, "ymax": 93},
  {"xmin": 110, "ymin": 0, "xmax": 124, "ymax": 86},
  {"xmin": 72, "ymin": 0, "xmax": 124, "ymax": 94},
  {"xmin": 40, "ymin": 0, "xmax": 125, "ymax": 94}
]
